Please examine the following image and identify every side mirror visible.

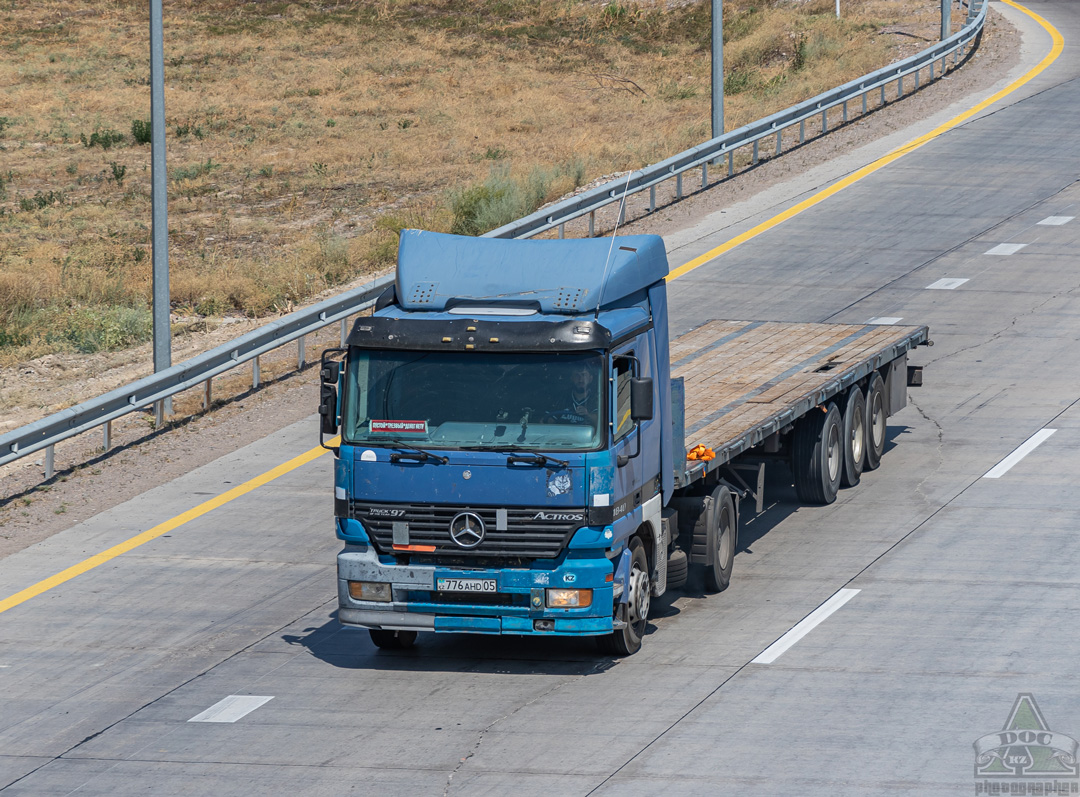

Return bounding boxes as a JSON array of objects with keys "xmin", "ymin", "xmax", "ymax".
[
  {"xmin": 320, "ymin": 361, "xmax": 340, "ymax": 385},
  {"xmin": 630, "ymin": 377, "xmax": 654, "ymax": 421},
  {"xmin": 319, "ymin": 384, "xmax": 338, "ymax": 435},
  {"xmin": 318, "ymin": 347, "xmax": 346, "ymax": 452}
]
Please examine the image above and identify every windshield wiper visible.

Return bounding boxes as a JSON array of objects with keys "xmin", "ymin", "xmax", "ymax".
[
  {"xmin": 387, "ymin": 439, "xmax": 449, "ymax": 465},
  {"xmin": 456, "ymin": 446, "xmax": 568, "ymax": 469}
]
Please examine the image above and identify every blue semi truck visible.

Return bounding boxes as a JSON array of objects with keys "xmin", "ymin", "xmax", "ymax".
[{"xmin": 319, "ymin": 230, "xmax": 928, "ymax": 655}]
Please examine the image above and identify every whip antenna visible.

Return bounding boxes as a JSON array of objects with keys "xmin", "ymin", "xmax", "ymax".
[{"xmin": 594, "ymin": 169, "xmax": 635, "ymax": 320}]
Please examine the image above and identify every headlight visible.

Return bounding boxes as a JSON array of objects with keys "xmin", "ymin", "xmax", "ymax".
[
  {"xmin": 348, "ymin": 581, "xmax": 392, "ymax": 602},
  {"xmin": 546, "ymin": 588, "xmax": 593, "ymax": 608}
]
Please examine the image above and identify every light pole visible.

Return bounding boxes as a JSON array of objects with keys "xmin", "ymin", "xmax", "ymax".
[
  {"xmin": 150, "ymin": 0, "xmax": 171, "ymax": 421},
  {"xmin": 712, "ymin": 0, "xmax": 723, "ymax": 141}
]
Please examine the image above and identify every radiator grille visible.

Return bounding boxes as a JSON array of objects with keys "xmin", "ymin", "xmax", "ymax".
[{"xmin": 351, "ymin": 502, "xmax": 585, "ymax": 559}]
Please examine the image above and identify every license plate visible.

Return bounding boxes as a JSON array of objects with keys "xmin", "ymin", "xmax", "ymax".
[{"xmin": 436, "ymin": 577, "xmax": 497, "ymax": 593}]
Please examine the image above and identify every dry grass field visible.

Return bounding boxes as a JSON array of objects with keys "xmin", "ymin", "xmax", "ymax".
[{"xmin": 0, "ymin": 0, "xmax": 943, "ymax": 365}]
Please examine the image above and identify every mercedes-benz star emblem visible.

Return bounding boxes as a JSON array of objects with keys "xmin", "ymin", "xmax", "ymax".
[{"xmin": 449, "ymin": 512, "xmax": 485, "ymax": 549}]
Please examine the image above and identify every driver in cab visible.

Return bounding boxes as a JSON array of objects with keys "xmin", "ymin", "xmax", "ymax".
[{"xmin": 546, "ymin": 362, "xmax": 598, "ymax": 426}]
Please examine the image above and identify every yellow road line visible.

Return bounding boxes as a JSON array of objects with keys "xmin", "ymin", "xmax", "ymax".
[
  {"xmin": 668, "ymin": 0, "xmax": 1064, "ymax": 283},
  {"xmin": 0, "ymin": 2, "xmax": 1065, "ymax": 616},
  {"xmin": 0, "ymin": 442, "xmax": 332, "ymax": 616}
]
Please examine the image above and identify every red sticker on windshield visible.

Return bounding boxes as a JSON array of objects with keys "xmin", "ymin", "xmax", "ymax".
[{"xmin": 370, "ymin": 420, "xmax": 428, "ymax": 434}]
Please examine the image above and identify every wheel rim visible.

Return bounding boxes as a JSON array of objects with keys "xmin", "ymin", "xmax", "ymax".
[
  {"xmin": 718, "ymin": 505, "xmax": 732, "ymax": 568},
  {"xmin": 827, "ymin": 422, "xmax": 841, "ymax": 481},
  {"xmin": 871, "ymin": 394, "xmax": 885, "ymax": 447},
  {"xmin": 627, "ymin": 559, "xmax": 650, "ymax": 627},
  {"xmin": 851, "ymin": 410, "xmax": 865, "ymax": 461}
]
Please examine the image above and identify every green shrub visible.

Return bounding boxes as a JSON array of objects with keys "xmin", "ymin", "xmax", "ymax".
[
  {"xmin": 80, "ymin": 128, "xmax": 125, "ymax": 150},
  {"xmin": 131, "ymin": 118, "xmax": 152, "ymax": 144}
]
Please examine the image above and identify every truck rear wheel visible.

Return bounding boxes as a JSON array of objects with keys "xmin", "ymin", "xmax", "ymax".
[
  {"xmin": 841, "ymin": 385, "xmax": 866, "ymax": 488},
  {"xmin": 864, "ymin": 373, "xmax": 887, "ymax": 471},
  {"xmin": 598, "ymin": 537, "xmax": 650, "ymax": 656},
  {"xmin": 704, "ymin": 487, "xmax": 736, "ymax": 593},
  {"xmin": 369, "ymin": 629, "xmax": 417, "ymax": 650},
  {"xmin": 792, "ymin": 402, "xmax": 843, "ymax": 505}
]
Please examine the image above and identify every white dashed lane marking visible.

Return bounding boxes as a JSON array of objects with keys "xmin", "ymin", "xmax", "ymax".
[
  {"xmin": 1037, "ymin": 216, "xmax": 1074, "ymax": 226},
  {"xmin": 983, "ymin": 429, "xmax": 1057, "ymax": 479},
  {"xmin": 188, "ymin": 695, "xmax": 275, "ymax": 723},
  {"xmin": 867, "ymin": 317, "xmax": 903, "ymax": 325},
  {"xmin": 926, "ymin": 278, "xmax": 970, "ymax": 290},
  {"xmin": 985, "ymin": 243, "xmax": 1028, "ymax": 256},
  {"xmin": 752, "ymin": 589, "xmax": 861, "ymax": 664}
]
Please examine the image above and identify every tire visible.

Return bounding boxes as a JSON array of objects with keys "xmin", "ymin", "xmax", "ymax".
[
  {"xmin": 792, "ymin": 402, "xmax": 843, "ymax": 505},
  {"xmin": 864, "ymin": 372, "xmax": 887, "ymax": 471},
  {"xmin": 841, "ymin": 385, "xmax": 866, "ymax": 488},
  {"xmin": 598, "ymin": 537, "xmax": 650, "ymax": 656},
  {"xmin": 665, "ymin": 548, "xmax": 688, "ymax": 590},
  {"xmin": 703, "ymin": 487, "xmax": 736, "ymax": 593},
  {"xmin": 369, "ymin": 629, "xmax": 418, "ymax": 650}
]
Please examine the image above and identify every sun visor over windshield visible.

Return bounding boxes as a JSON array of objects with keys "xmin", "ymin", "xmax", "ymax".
[{"xmin": 395, "ymin": 230, "xmax": 669, "ymax": 314}]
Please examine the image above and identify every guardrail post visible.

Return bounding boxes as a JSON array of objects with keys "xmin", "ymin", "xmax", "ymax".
[
  {"xmin": 676, "ymin": 173, "xmax": 683, "ymax": 200},
  {"xmin": 930, "ymin": 61, "xmax": 934, "ymax": 81},
  {"xmin": 202, "ymin": 378, "xmax": 212, "ymax": 410},
  {"xmin": 558, "ymin": 223, "xmax": 565, "ymax": 239},
  {"xmin": 727, "ymin": 151, "xmax": 733, "ymax": 176},
  {"xmin": 842, "ymin": 100, "xmax": 847, "ymax": 123},
  {"xmin": 898, "ymin": 76, "xmax": 904, "ymax": 98},
  {"xmin": 45, "ymin": 444, "xmax": 54, "ymax": 479},
  {"xmin": 590, "ymin": 209, "xmax": 597, "ymax": 234},
  {"xmin": 799, "ymin": 119, "xmax": 805, "ymax": 144},
  {"xmin": 340, "ymin": 318, "xmax": 348, "ymax": 347},
  {"xmin": 701, "ymin": 163, "xmax": 708, "ymax": 189},
  {"xmin": 103, "ymin": 420, "xmax": 112, "ymax": 453},
  {"xmin": 775, "ymin": 131, "xmax": 782, "ymax": 156},
  {"xmin": 881, "ymin": 84, "xmax": 886, "ymax": 105},
  {"xmin": 822, "ymin": 108, "xmax": 828, "ymax": 133},
  {"xmin": 752, "ymin": 140, "xmax": 759, "ymax": 165},
  {"xmin": 617, "ymin": 201, "xmax": 625, "ymax": 226},
  {"xmin": 154, "ymin": 400, "xmax": 164, "ymax": 428},
  {"xmin": 253, "ymin": 355, "xmax": 261, "ymax": 389},
  {"xmin": 647, "ymin": 190, "xmax": 654, "ymax": 215},
  {"xmin": 862, "ymin": 91, "xmax": 867, "ymax": 115},
  {"xmin": 298, "ymin": 335, "xmax": 306, "ymax": 370},
  {"xmin": 914, "ymin": 68, "xmax": 920, "ymax": 90}
]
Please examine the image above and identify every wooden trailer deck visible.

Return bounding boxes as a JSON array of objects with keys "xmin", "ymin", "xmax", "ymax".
[{"xmin": 670, "ymin": 320, "xmax": 929, "ymax": 482}]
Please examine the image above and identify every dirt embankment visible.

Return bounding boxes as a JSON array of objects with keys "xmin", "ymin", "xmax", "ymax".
[{"xmin": 0, "ymin": 8, "xmax": 1021, "ymax": 559}]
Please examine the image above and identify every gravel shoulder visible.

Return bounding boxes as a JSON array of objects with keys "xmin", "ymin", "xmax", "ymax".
[{"xmin": 0, "ymin": 7, "xmax": 1023, "ymax": 559}]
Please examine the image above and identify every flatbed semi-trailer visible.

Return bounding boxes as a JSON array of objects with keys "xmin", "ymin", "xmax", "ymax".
[
  {"xmin": 672, "ymin": 319, "xmax": 928, "ymax": 492},
  {"xmin": 322, "ymin": 231, "xmax": 929, "ymax": 655}
]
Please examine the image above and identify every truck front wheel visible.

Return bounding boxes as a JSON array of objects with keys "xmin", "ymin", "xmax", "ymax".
[
  {"xmin": 792, "ymin": 402, "xmax": 843, "ymax": 505},
  {"xmin": 599, "ymin": 537, "xmax": 650, "ymax": 656}
]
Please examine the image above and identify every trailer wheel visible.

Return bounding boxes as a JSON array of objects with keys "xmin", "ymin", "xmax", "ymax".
[
  {"xmin": 792, "ymin": 402, "xmax": 843, "ymax": 505},
  {"xmin": 598, "ymin": 537, "xmax": 650, "ymax": 656},
  {"xmin": 704, "ymin": 487, "xmax": 736, "ymax": 593},
  {"xmin": 864, "ymin": 373, "xmax": 887, "ymax": 471},
  {"xmin": 841, "ymin": 385, "xmax": 866, "ymax": 488},
  {"xmin": 369, "ymin": 629, "xmax": 417, "ymax": 650}
]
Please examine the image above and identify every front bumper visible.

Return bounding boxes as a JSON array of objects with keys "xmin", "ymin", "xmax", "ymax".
[{"xmin": 337, "ymin": 545, "xmax": 615, "ymax": 636}]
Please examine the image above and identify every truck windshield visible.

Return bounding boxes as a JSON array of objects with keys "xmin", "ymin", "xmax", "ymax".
[{"xmin": 342, "ymin": 350, "xmax": 604, "ymax": 450}]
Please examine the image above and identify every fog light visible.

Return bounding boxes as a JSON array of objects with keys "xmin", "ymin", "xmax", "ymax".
[
  {"xmin": 348, "ymin": 581, "xmax": 391, "ymax": 602},
  {"xmin": 546, "ymin": 588, "xmax": 593, "ymax": 608}
]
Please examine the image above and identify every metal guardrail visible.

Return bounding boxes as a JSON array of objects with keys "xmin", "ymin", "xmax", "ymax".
[
  {"xmin": 0, "ymin": 0, "xmax": 986, "ymax": 479},
  {"xmin": 0, "ymin": 275, "xmax": 393, "ymax": 473},
  {"xmin": 485, "ymin": 0, "xmax": 987, "ymax": 240}
]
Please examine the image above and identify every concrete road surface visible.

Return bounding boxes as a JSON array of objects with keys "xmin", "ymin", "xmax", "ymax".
[{"xmin": 3, "ymin": 1, "xmax": 1080, "ymax": 794}]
